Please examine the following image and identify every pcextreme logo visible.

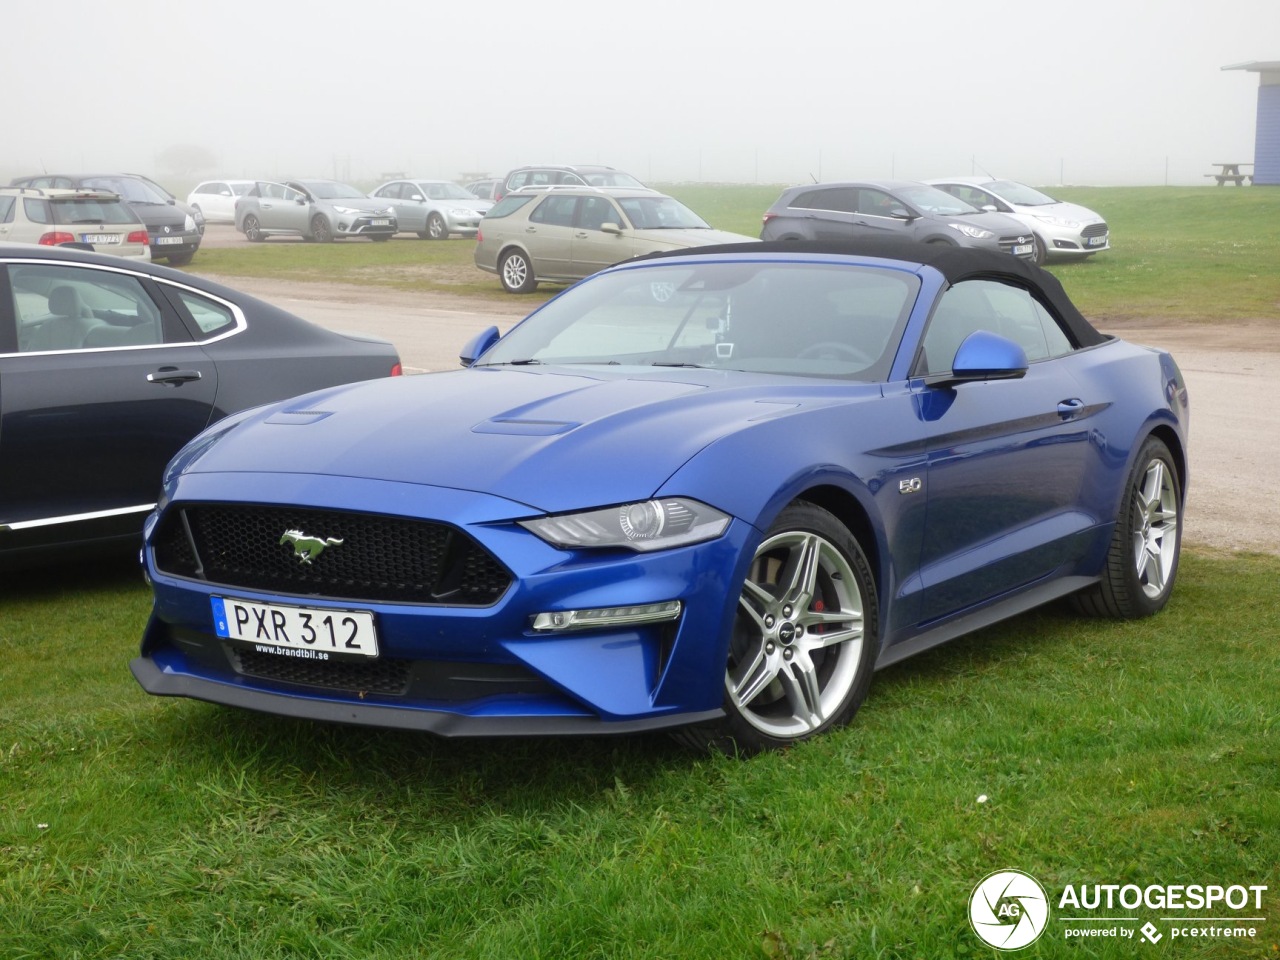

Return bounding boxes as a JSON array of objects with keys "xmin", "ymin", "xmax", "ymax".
[{"xmin": 969, "ymin": 870, "xmax": 1270, "ymax": 949}]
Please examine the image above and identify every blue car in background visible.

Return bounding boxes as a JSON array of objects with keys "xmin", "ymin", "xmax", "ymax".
[{"xmin": 132, "ymin": 240, "xmax": 1189, "ymax": 755}]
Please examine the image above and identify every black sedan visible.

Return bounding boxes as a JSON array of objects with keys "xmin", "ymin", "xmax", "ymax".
[{"xmin": 0, "ymin": 242, "xmax": 401, "ymax": 568}]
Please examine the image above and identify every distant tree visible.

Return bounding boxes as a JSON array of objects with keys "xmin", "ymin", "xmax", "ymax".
[{"xmin": 155, "ymin": 144, "xmax": 217, "ymax": 178}]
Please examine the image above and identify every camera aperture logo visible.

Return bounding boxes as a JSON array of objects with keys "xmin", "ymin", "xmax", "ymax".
[{"xmin": 970, "ymin": 869, "xmax": 1050, "ymax": 950}]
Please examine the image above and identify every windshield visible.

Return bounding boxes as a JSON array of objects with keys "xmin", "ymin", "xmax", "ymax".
[
  {"xmin": 298, "ymin": 181, "xmax": 366, "ymax": 200},
  {"xmin": 617, "ymin": 196, "xmax": 710, "ymax": 230},
  {"xmin": 986, "ymin": 180, "xmax": 1058, "ymax": 206},
  {"xmin": 416, "ymin": 181, "xmax": 475, "ymax": 201},
  {"xmin": 81, "ymin": 176, "xmax": 170, "ymax": 204},
  {"xmin": 477, "ymin": 260, "xmax": 918, "ymax": 381},
  {"xmin": 894, "ymin": 184, "xmax": 978, "ymax": 215}
]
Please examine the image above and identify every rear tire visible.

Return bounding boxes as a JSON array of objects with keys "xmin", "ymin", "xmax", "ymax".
[
  {"xmin": 672, "ymin": 502, "xmax": 878, "ymax": 756},
  {"xmin": 1074, "ymin": 436, "xmax": 1182, "ymax": 618},
  {"xmin": 242, "ymin": 214, "xmax": 263, "ymax": 242},
  {"xmin": 499, "ymin": 249, "xmax": 537, "ymax": 293}
]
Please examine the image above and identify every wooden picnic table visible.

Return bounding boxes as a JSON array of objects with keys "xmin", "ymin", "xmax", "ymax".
[{"xmin": 1207, "ymin": 162, "xmax": 1253, "ymax": 186}]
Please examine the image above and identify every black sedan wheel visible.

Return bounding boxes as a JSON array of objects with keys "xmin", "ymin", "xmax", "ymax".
[
  {"xmin": 310, "ymin": 215, "xmax": 334, "ymax": 243},
  {"xmin": 1075, "ymin": 436, "xmax": 1182, "ymax": 618},
  {"xmin": 426, "ymin": 213, "xmax": 448, "ymax": 240},
  {"xmin": 242, "ymin": 214, "xmax": 263, "ymax": 242},
  {"xmin": 676, "ymin": 502, "xmax": 878, "ymax": 755},
  {"xmin": 500, "ymin": 250, "xmax": 537, "ymax": 294}
]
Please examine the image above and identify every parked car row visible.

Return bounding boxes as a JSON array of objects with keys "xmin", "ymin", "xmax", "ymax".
[
  {"xmin": 9, "ymin": 173, "xmax": 204, "ymax": 265},
  {"xmin": 469, "ymin": 164, "xmax": 1110, "ymax": 293}
]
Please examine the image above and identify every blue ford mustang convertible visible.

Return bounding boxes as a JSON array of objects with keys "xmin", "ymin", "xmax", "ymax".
[{"xmin": 132, "ymin": 240, "xmax": 1189, "ymax": 754}]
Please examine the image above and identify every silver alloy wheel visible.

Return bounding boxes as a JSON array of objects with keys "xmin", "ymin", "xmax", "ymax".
[
  {"xmin": 427, "ymin": 213, "xmax": 447, "ymax": 239},
  {"xmin": 502, "ymin": 252, "xmax": 529, "ymax": 292},
  {"xmin": 1132, "ymin": 457, "xmax": 1179, "ymax": 598},
  {"xmin": 243, "ymin": 214, "xmax": 261, "ymax": 242},
  {"xmin": 727, "ymin": 530, "xmax": 866, "ymax": 738}
]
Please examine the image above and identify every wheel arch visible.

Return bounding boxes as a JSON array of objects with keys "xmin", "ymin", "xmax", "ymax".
[
  {"xmin": 1146, "ymin": 422, "xmax": 1188, "ymax": 503},
  {"xmin": 792, "ymin": 484, "xmax": 884, "ymax": 604}
]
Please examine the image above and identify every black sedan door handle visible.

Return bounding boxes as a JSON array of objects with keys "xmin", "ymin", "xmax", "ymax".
[
  {"xmin": 148, "ymin": 368, "xmax": 203, "ymax": 386},
  {"xmin": 1057, "ymin": 398, "xmax": 1085, "ymax": 419}
]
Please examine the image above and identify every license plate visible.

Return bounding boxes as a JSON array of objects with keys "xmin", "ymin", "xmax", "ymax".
[
  {"xmin": 371, "ymin": 218, "xmax": 391, "ymax": 226},
  {"xmin": 212, "ymin": 596, "xmax": 379, "ymax": 658},
  {"xmin": 1087, "ymin": 236, "xmax": 1106, "ymax": 247},
  {"xmin": 154, "ymin": 236, "xmax": 185, "ymax": 245},
  {"xmin": 1012, "ymin": 243, "xmax": 1034, "ymax": 256},
  {"xmin": 82, "ymin": 233, "xmax": 121, "ymax": 244}
]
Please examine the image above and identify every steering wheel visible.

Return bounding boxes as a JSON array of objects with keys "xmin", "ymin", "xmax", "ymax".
[{"xmin": 797, "ymin": 341, "xmax": 874, "ymax": 365}]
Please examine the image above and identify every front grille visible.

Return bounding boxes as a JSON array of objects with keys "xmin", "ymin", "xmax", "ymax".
[
  {"xmin": 232, "ymin": 647, "xmax": 412, "ymax": 694},
  {"xmin": 1082, "ymin": 222, "xmax": 1108, "ymax": 238},
  {"xmin": 998, "ymin": 235, "xmax": 1035, "ymax": 256},
  {"xmin": 153, "ymin": 504, "xmax": 512, "ymax": 606}
]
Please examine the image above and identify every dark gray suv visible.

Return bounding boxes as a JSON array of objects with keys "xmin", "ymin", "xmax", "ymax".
[{"xmin": 760, "ymin": 180, "xmax": 1036, "ymax": 260}]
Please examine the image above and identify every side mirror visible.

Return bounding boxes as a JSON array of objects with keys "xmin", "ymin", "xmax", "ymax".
[
  {"xmin": 460, "ymin": 325, "xmax": 500, "ymax": 367},
  {"xmin": 601, "ymin": 222, "xmax": 622, "ymax": 235},
  {"xmin": 410, "ymin": 194, "xmax": 424, "ymax": 202},
  {"xmin": 927, "ymin": 330, "xmax": 1028, "ymax": 388},
  {"xmin": 890, "ymin": 207, "xmax": 914, "ymax": 220},
  {"xmin": 980, "ymin": 204, "xmax": 998, "ymax": 213}
]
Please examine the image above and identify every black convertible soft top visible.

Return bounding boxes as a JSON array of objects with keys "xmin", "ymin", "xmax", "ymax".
[{"xmin": 638, "ymin": 239, "xmax": 1108, "ymax": 348}]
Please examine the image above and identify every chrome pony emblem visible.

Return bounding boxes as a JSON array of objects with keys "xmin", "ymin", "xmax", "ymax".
[{"xmin": 280, "ymin": 529, "xmax": 343, "ymax": 564}]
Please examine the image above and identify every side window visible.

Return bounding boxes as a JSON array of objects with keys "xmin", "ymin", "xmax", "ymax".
[
  {"xmin": 10, "ymin": 264, "xmax": 176, "ymax": 353},
  {"xmin": 0, "ymin": 196, "xmax": 14, "ymax": 223},
  {"xmin": 168, "ymin": 287, "xmax": 238, "ymax": 338},
  {"xmin": 529, "ymin": 195, "xmax": 578, "ymax": 227},
  {"xmin": 22, "ymin": 199, "xmax": 50, "ymax": 224},
  {"xmin": 918, "ymin": 280, "xmax": 1075, "ymax": 375},
  {"xmin": 576, "ymin": 197, "xmax": 618, "ymax": 231},
  {"xmin": 792, "ymin": 187, "xmax": 857, "ymax": 213},
  {"xmin": 855, "ymin": 189, "xmax": 901, "ymax": 218},
  {"xmin": 192, "ymin": 182, "xmax": 212, "ymax": 196},
  {"xmin": 508, "ymin": 172, "xmax": 529, "ymax": 190}
]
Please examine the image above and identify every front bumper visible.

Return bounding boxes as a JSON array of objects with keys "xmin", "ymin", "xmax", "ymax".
[
  {"xmin": 335, "ymin": 214, "xmax": 397, "ymax": 238},
  {"xmin": 149, "ymin": 230, "xmax": 202, "ymax": 259},
  {"xmin": 134, "ymin": 471, "xmax": 753, "ymax": 735}
]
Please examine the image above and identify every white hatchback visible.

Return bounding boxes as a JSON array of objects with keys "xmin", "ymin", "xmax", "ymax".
[{"xmin": 926, "ymin": 177, "xmax": 1109, "ymax": 264}]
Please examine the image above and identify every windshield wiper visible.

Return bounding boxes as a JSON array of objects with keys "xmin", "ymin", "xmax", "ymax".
[{"xmin": 651, "ymin": 361, "xmax": 706, "ymax": 368}]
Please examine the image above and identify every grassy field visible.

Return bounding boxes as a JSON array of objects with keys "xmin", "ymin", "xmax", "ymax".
[
  {"xmin": 187, "ymin": 184, "xmax": 1280, "ymax": 322},
  {"xmin": 1, "ymin": 552, "xmax": 1277, "ymax": 959},
  {"xmin": 3, "ymin": 186, "xmax": 1279, "ymax": 958}
]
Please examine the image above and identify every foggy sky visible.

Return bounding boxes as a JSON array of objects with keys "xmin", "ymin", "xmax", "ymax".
[{"xmin": 6, "ymin": 0, "xmax": 1277, "ymax": 189}]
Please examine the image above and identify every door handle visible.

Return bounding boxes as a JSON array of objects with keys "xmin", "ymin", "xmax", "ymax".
[
  {"xmin": 1057, "ymin": 398, "xmax": 1085, "ymax": 419},
  {"xmin": 148, "ymin": 368, "xmax": 203, "ymax": 386}
]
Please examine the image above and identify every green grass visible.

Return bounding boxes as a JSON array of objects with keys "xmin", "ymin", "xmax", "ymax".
[
  {"xmin": 187, "ymin": 185, "xmax": 1280, "ymax": 323},
  {"xmin": 2, "ymin": 552, "xmax": 1278, "ymax": 959}
]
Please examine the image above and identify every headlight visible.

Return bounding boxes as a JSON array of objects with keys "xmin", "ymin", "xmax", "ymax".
[
  {"xmin": 520, "ymin": 498, "xmax": 730, "ymax": 552},
  {"xmin": 184, "ymin": 214, "xmax": 197, "ymax": 231},
  {"xmin": 947, "ymin": 222, "xmax": 995, "ymax": 240},
  {"xmin": 1033, "ymin": 214, "xmax": 1083, "ymax": 228},
  {"xmin": 332, "ymin": 205, "xmax": 361, "ymax": 215}
]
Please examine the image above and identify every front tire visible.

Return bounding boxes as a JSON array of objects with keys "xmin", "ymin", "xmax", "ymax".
[
  {"xmin": 426, "ymin": 213, "xmax": 448, "ymax": 240},
  {"xmin": 674, "ymin": 502, "xmax": 879, "ymax": 755},
  {"xmin": 499, "ymin": 249, "xmax": 537, "ymax": 293},
  {"xmin": 1032, "ymin": 233, "xmax": 1048, "ymax": 266},
  {"xmin": 310, "ymin": 215, "xmax": 333, "ymax": 243},
  {"xmin": 1075, "ymin": 436, "xmax": 1182, "ymax": 618}
]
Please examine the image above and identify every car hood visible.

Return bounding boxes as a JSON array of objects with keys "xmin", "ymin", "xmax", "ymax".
[
  {"xmin": 1009, "ymin": 200, "xmax": 1104, "ymax": 224},
  {"xmin": 943, "ymin": 210, "xmax": 1032, "ymax": 236},
  {"xmin": 627, "ymin": 228, "xmax": 758, "ymax": 249},
  {"xmin": 179, "ymin": 367, "xmax": 857, "ymax": 513}
]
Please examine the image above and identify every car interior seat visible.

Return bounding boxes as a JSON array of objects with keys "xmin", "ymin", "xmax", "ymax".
[{"xmin": 24, "ymin": 285, "xmax": 104, "ymax": 352}]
